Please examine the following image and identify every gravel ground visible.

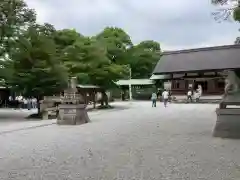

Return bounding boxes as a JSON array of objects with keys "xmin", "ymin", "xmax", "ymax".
[
  {"xmin": 0, "ymin": 102, "xmax": 129, "ymax": 134},
  {"xmin": 0, "ymin": 102, "xmax": 240, "ymax": 180}
]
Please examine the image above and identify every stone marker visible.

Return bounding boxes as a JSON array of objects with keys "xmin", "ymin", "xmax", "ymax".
[
  {"xmin": 40, "ymin": 98, "xmax": 58, "ymax": 120},
  {"xmin": 57, "ymin": 77, "xmax": 90, "ymax": 125}
]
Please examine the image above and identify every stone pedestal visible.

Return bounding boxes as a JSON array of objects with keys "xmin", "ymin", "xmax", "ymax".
[
  {"xmin": 57, "ymin": 104, "xmax": 90, "ymax": 125},
  {"xmin": 213, "ymin": 94, "xmax": 240, "ymax": 138},
  {"xmin": 214, "ymin": 108, "xmax": 240, "ymax": 138},
  {"xmin": 42, "ymin": 111, "xmax": 48, "ymax": 120}
]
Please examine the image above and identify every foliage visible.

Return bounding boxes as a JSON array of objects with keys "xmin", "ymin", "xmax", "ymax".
[
  {"xmin": 61, "ymin": 36, "xmax": 128, "ymax": 89},
  {"xmin": 211, "ymin": 0, "xmax": 240, "ymax": 22},
  {"xmin": 54, "ymin": 29, "xmax": 83, "ymax": 47},
  {"xmin": 234, "ymin": 37, "xmax": 240, "ymax": 44},
  {"xmin": 0, "ymin": 0, "xmax": 36, "ymax": 57},
  {"xmin": 53, "ymin": 29, "xmax": 83, "ymax": 56},
  {"xmin": 233, "ymin": 6, "xmax": 240, "ymax": 21},
  {"xmin": 7, "ymin": 24, "xmax": 68, "ymax": 98},
  {"xmin": 212, "ymin": 0, "xmax": 236, "ymax": 4},
  {"xmin": 1, "ymin": 0, "xmax": 162, "ymax": 102},
  {"xmin": 95, "ymin": 27, "xmax": 133, "ymax": 64},
  {"xmin": 211, "ymin": 0, "xmax": 240, "ymax": 45},
  {"xmin": 95, "ymin": 27, "xmax": 161, "ymax": 80},
  {"xmin": 127, "ymin": 40, "xmax": 161, "ymax": 78}
]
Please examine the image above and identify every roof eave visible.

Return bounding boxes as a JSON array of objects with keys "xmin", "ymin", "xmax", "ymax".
[
  {"xmin": 161, "ymin": 44, "xmax": 240, "ymax": 56},
  {"xmin": 153, "ymin": 68, "xmax": 235, "ymax": 75}
]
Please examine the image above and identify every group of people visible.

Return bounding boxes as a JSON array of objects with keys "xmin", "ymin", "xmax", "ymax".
[
  {"xmin": 187, "ymin": 85, "xmax": 203, "ymax": 103},
  {"xmin": 9, "ymin": 96, "xmax": 37, "ymax": 109},
  {"xmin": 151, "ymin": 85, "xmax": 203, "ymax": 107},
  {"xmin": 151, "ymin": 89, "xmax": 170, "ymax": 108}
]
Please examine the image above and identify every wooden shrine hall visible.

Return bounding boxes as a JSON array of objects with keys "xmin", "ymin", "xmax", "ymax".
[{"xmin": 152, "ymin": 45, "xmax": 240, "ymax": 95}]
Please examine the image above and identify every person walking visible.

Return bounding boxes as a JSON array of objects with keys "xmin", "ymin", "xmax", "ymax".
[
  {"xmin": 151, "ymin": 92, "xmax": 157, "ymax": 107},
  {"xmin": 32, "ymin": 98, "xmax": 37, "ymax": 109},
  {"xmin": 27, "ymin": 98, "xmax": 31, "ymax": 110},
  {"xmin": 23, "ymin": 98, "xmax": 28, "ymax": 109},
  {"xmin": 187, "ymin": 89, "xmax": 192, "ymax": 103},
  {"xmin": 162, "ymin": 89, "xmax": 169, "ymax": 107},
  {"xmin": 16, "ymin": 95, "xmax": 23, "ymax": 109}
]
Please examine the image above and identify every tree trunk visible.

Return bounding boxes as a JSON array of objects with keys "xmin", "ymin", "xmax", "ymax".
[
  {"xmin": 100, "ymin": 92, "xmax": 104, "ymax": 106},
  {"xmin": 93, "ymin": 92, "xmax": 96, "ymax": 109},
  {"xmin": 100, "ymin": 91, "xmax": 109, "ymax": 106},
  {"xmin": 122, "ymin": 90, "xmax": 126, "ymax": 101},
  {"xmin": 102, "ymin": 91, "xmax": 109, "ymax": 106},
  {"xmin": 36, "ymin": 96, "xmax": 41, "ymax": 115}
]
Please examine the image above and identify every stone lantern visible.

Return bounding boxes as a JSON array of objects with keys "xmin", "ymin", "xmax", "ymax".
[{"xmin": 57, "ymin": 77, "xmax": 90, "ymax": 125}]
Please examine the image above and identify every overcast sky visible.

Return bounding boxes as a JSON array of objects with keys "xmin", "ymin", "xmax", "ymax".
[{"xmin": 25, "ymin": 0, "xmax": 240, "ymax": 51}]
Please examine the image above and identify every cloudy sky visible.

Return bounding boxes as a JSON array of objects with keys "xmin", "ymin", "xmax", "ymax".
[{"xmin": 25, "ymin": 0, "xmax": 240, "ymax": 50}]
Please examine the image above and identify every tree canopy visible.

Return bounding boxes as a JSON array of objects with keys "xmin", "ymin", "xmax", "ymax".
[
  {"xmin": 127, "ymin": 40, "xmax": 161, "ymax": 78},
  {"xmin": 0, "ymin": 0, "xmax": 36, "ymax": 58},
  {"xmin": 7, "ymin": 24, "xmax": 68, "ymax": 98},
  {"xmin": 1, "ymin": 0, "xmax": 161, "ymax": 101},
  {"xmin": 95, "ymin": 27, "xmax": 133, "ymax": 64},
  {"xmin": 59, "ymin": 35, "xmax": 128, "ymax": 89}
]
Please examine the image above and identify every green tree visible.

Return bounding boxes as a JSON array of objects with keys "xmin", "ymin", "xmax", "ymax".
[
  {"xmin": 128, "ymin": 40, "xmax": 161, "ymax": 78},
  {"xmin": 64, "ymin": 37, "xmax": 128, "ymax": 84},
  {"xmin": 95, "ymin": 27, "xmax": 161, "ymax": 79},
  {"xmin": 0, "ymin": 0, "xmax": 36, "ymax": 57},
  {"xmin": 7, "ymin": 24, "xmax": 68, "ymax": 113},
  {"xmin": 62, "ymin": 36, "xmax": 128, "ymax": 105},
  {"xmin": 0, "ymin": 23, "xmax": 55, "ymax": 86},
  {"xmin": 53, "ymin": 29, "xmax": 85, "ymax": 73},
  {"xmin": 95, "ymin": 27, "xmax": 133, "ymax": 64},
  {"xmin": 54, "ymin": 29, "xmax": 83, "ymax": 49}
]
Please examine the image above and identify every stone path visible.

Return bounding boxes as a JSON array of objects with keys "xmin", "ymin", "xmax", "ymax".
[{"xmin": 0, "ymin": 102, "xmax": 240, "ymax": 180}]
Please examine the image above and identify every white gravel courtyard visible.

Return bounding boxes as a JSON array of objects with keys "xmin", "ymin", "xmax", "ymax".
[{"xmin": 0, "ymin": 102, "xmax": 240, "ymax": 180}]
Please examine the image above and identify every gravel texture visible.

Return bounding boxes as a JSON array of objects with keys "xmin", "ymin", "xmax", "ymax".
[{"xmin": 0, "ymin": 102, "xmax": 240, "ymax": 180}]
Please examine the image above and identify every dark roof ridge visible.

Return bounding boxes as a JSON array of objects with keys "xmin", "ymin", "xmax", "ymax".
[{"xmin": 162, "ymin": 44, "xmax": 240, "ymax": 55}]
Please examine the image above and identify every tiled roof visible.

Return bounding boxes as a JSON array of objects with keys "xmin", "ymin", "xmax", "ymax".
[
  {"xmin": 153, "ymin": 44, "xmax": 240, "ymax": 74},
  {"xmin": 149, "ymin": 74, "xmax": 171, "ymax": 80}
]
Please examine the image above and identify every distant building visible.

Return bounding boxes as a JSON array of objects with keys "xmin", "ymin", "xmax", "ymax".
[
  {"xmin": 152, "ymin": 45, "xmax": 240, "ymax": 95},
  {"xmin": 115, "ymin": 79, "xmax": 156, "ymax": 100}
]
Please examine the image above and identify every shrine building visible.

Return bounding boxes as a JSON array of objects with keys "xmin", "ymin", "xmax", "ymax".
[{"xmin": 152, "ymin": 45, "xmax": 240, "ymax": 95}]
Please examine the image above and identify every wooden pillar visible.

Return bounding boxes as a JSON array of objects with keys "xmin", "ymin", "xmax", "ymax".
[
  {"xmin": 171, "ymin": 81, "xmax": 174, "ymax": 90},
  {"xmin": 185, "ymin": 80, "xmax": 188, "ymax": 91}
]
